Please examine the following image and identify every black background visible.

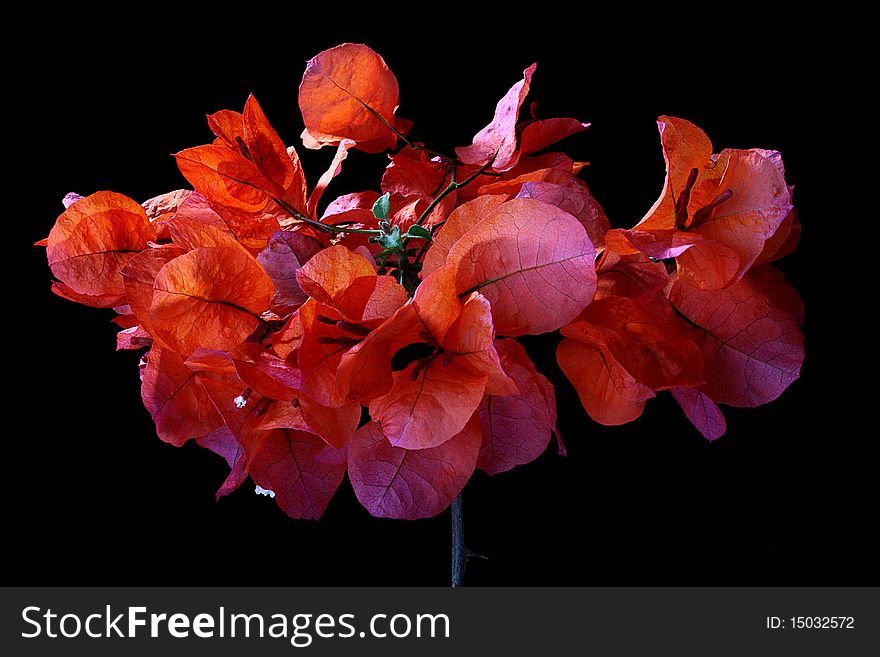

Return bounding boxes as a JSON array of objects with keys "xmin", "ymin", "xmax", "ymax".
[{"xmin": 9, "ymin": 9, "xmax": 872, "ymax": 585}]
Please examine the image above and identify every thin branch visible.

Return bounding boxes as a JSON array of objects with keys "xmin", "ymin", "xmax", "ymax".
[
  {"xmin": 406, "ymin": 158, "xmax": 497, "ymax": 268},
  {"xmin": 451, "ymin": 494, "xmax": 466, "ymax": 587},
  {"xmin": 273, "ymin": 198, "xmax": 381, "ymax": 236},
  {"xmin": 366, "ymin": 106, "xmax": 456, "ymax": 162},
  {"xmin": 413, "ymin": 159, "xmax": 495, "ymax": 229},
  {"xmin": 368, "ymin": 107, "xmax": 418, "ymax": 150},
  {"xmin": 413, "ymin": 239, "xmax": 432, "ymax": 266},
  {"xmin": 413, "ymin": 166, "xmax": 457, "ymax": 229}
]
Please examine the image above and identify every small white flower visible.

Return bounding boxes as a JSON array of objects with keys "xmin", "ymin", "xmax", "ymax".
[
  {"xmin": 234, "ymin": 395, "xmax": 248, "ymax": 409},
  {"xmin": 255, "ymin": 485, "xmax": 275, "ymax": 498}
]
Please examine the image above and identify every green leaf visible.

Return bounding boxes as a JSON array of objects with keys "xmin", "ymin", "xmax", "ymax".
[
  {"xmin": 405, "ymin": 225, "xmax": 431, "ymax": 239},
  {"xmin": 372, "ymin": 192, "xmax": 391, "ymax": 220},
  {"xmin": 378, "ymin": 225, "xmax": 403, "ymax": 250}
]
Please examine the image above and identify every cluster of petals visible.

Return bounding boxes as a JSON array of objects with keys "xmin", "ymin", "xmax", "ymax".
[{"xmin": 40, "ymin": 44, "xmax": 804, "ymax": 520}]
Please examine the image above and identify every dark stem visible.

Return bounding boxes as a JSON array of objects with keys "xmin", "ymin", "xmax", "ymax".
[
  {"xmin": 414, "ymin": 159, "xmax": 495, "ymax": 229},
  {"xmin": 413, "ymin": 237, "xmax": 432, "ymax": 265},
  {"xmin": 451, "ymin": 493, "xmax": 466, "ymax": 587},
  {"xmin": 273, "ymin": 198, "xmax": 381, "ymax": 236},
  {"xmin": 415, "ymin": 164, "xmax": 458, "ymax": 229},
  {"xmin": 365, "ymin": 105, "xmax": 455, "ymax": 162},
  {"xmin": 405, "ymin": 157, "xmax": 499, "ymax": 270}
]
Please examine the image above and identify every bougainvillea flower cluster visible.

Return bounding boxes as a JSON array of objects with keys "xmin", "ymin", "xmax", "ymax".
[{"xmin": 39, "ymin": 43, "xmax": 804, "ymax": 520}]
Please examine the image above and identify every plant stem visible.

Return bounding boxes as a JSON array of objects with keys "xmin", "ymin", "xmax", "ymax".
[
  {"xmin": 274, "ymin": 198, "xmax": 381, "ymax": 235},
  {"xmin": 406, "ymin": 159, "xmax": 497, "ymax": 268},
  {"xmin": 413, "ymin": 239, "xmax": 432, "ymax": 266},
  {"xmin": 365, "ymin": 106, "xmax": 455, "ymax": 162},
  {"xmin": 414, "ymin": 160, "xmax": 495, "ymax": 229},
  {"xmin": 451, "ymin": 493, "xmax": 465, "ymax": 587}
]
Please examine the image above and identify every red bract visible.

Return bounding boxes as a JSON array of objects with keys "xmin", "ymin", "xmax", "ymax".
[
  {"xmin": 337, "ymin": 267, "xmax": 516, "ymax": 450},
  {"xmin": 516, "ymin": 178, "xmax": 610, "ymax": 250},
  {"xmin": 292, "ymin": 245, "xmax": 409, "ymax": 407},
  {"xmin": 256, "ymin": 230, "xmax": 323, "ymax": 316},
  {"xmin": 367, "ymin": 291, "xmax": 515, "ymax": 450},
  {"xmin": 38, "ymin": 43, "xmax": 805, "ymax": 523},
  {"xmin": 456, "ymin": 64, "xmax": 536, "ymax": 171},
  {"xmin": 141, "ymin": 346, "xmax": 222, "ymax": 445},
  {"xmin": 243, "ymin": 428, "xmax": 347, "ymax": 521},
  {"xmin": 381, "ymin": 147, "xmax": 458, "ymax": 228},
  {"xmin": 349, "ymin": 418, "xmax": 482, "ymax": 520},
  {"xmin": 476, "ymin": 340, "xmax": 557, "ymax": 475},
  {"xmin": 439, "ymin": 197, "xmax": 598, "ymax": 336},
  {"xmin": 121, "ymin": 244, "xmax": 186, "ymax": 343},
  {"xmin": 667, "ymin": 265, "xmax": 804, "ymax": 407}
]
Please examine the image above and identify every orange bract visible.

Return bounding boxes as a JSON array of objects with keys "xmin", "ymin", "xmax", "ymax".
[
  {"xmin": 149, "ymin": 246, "xmax": 274, "ymax": 355},
  {"xmin": 299, "ymin": 43, "xmax": 402, "ymax": 153},
  {"xmin": 47, "ymin": 191, "xmax": 156, "ymax": 300},
  {"xmin": 558, "ymin": 296, "xmax": 704, "ymax": 425},
  {"xmin": 242, "ymin": 95, "xmax": 308, "ymax": 210},
  {"xmin": 622, "ymin": 116, "xmax": 793, "ymax": 289},
  {"xmin": 339, "ymin": 274, "xmax": 514, "ymax": 450},
  {"xmin": 121, "ymin": 244, "xmax": 186, "ymax": 342},
  {"xmin": 296, "ymin": 245, "xmax": 378, "ymax": 307},
  {"xmin": 293, "ymin": 246, "xmax": 408, "ymax": 408},
  {"xmin": 176, "ymin": 144, "xmax": 277, "ymax": 214}
]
